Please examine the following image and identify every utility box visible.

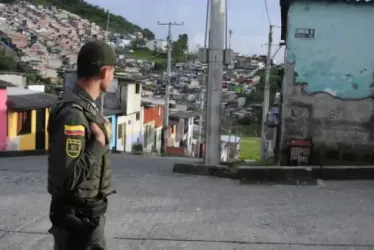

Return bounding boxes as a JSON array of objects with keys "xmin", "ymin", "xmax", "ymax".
[
  {"xmin": 223, "ymin": 49, "xmax": 233, "ymax": 65},
  {"xmin": 199, "ymin": 48, "xmax": 208, "ymax": 63},
  {"xmin": 287, "ymin": 139, "xmax": 312, "ymax": 166}
]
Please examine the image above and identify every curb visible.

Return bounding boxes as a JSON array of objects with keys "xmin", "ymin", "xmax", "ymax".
[
  {"xmin": 173, "ymin": 163, "xmax": 236, "ymax": 178},
  {"xmin": 236, "ymin": 166, "xmax": 318, "ymax": 185},
  {"xmin": 173, "ymin": 164, "xmax": 374, "ymax": 183},
  {"xmin": 0, "ymin": 150, "xmax": 47, "ymax": 157},
  {"xmin": 321, "ymin": 166, "xmax": 374, "ymax": 180}
]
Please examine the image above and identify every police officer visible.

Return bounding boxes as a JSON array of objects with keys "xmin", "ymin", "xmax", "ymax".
[{"xmin": 47, "ymin": 40, "xmax": 116, "ymax": 250}]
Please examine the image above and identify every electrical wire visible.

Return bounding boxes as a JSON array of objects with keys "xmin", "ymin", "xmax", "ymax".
[
  {"xmin": 203, "ymin": 0, "xmax": 210, "ymax": 48},
  {"xmin": 263, "ymin": 0, "xmax": 272, "ymax": 25},
  {"xmin": 224, "ymin": 0, "xmax": 228, "ymax": 49}
]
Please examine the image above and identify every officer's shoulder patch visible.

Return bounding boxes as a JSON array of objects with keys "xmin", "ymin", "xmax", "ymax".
[
  {"xmin": 64, "ymin": 125, "xmax": 85, "ymax": 136},
  {"xmin": 71, "ymin": 103, "xmax": 83, "ymax": 111},
  {"xmin": 66, "ymin": 138, "xmax": 82, "ymax": 159}
]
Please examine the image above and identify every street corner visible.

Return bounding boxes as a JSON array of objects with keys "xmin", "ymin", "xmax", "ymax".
[
  {"xmin": 172, "ymin": 162, "xmax": 236, "ymax": 178},
  {"xmin": 236, "ymin": 166, "xmax": 319, "ymax": 185}
]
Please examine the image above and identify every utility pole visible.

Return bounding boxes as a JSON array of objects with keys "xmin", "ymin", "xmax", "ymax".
[
  {"xmin": 228, "ymin": 29, "xmax": 233, "ymax": 49},
  {"xmin": 158, "ymin": 21, "xmax": 184, "ymax": 155},
  {"xmin": 197, "ymin": 73, "xmax": 206, "ymax": 158},
  {"xmin": 99, "ymin": 10, "xmax": 111, "ymax": 115},
  {"xmin": 260, "ymin": 24, "xmax": 273, "ymax": 159},
  {"xmin": 204, "ymin": 0, "xmax": 226, "ymax": 165}
]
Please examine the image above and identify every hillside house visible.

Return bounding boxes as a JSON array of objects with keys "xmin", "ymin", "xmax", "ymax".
[
  {"xmin": 169, "ymin": 111, "xmax": 198, "ymax": 157},
  {"xmin": 105, "ymin": 76, "xmax": 143, "ymax": 152},
  {"xmin": 142, "ymin": 102, "xmax": 164, "ymax": 153},
  {"xmin": 6, "ymin": 87, "xmax": 56, "ymax": 151}
]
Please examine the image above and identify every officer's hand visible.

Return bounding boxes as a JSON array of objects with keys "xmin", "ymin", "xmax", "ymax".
[{"xmin": 90, "ymin": 123, "xmax": 106, "ymax": 145}]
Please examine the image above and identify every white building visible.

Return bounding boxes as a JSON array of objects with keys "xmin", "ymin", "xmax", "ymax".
[
  {"xmin": 107, "ymin": 76, "xmax": 143, "ymax": 152},
  {"xmin": 145, "ymin": 39, "xmax": 167, "ymax": 52}
]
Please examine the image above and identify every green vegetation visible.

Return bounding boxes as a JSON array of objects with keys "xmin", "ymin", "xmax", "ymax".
[
  {"xmin": 20, "ymin": 0, "xmax": 155, "ymax": 39},
  {"xmin": 239, "ymin": 137, "xmax": 260, "ymax": 160},
  {"xmin": 0, "ymin": 51, "xmax": 30, "ymax": 73},
  {"xmin": 131, "ymin": 48, "xmax": 166, "ymax": 64},
  {"xmin": 0, "ymin": 51, "xmax": 17, "ymax": 71},
  {"xmin": 235, "ymin": 67, "xmax": 283, "ymax": 161},
  {"xmin": 245, "ymin": 68, "xmax": 282, "ymax": 104}
]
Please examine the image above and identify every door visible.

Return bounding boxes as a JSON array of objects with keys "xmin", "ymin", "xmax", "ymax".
[
  {"xmin": 35, "ymin": 109, "xmax": 46, "ymax": 150},
  {"xmin": 117, "ymin": 123, "xmax": 126, "ymax": 152}
]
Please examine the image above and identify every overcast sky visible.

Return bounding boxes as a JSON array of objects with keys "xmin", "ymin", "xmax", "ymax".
[{"xmin": 86, "ymin": 0, "xmax": 284, "ymax": 63}]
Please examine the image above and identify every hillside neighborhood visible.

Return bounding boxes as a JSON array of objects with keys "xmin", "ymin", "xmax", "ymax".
[
  {"xmin": 0, "ymin": 0, "xmax": 276, "ymax": 161},
  {"xmin": 1, "ymin": 0, "xmax": 374, "ymax": 249}
]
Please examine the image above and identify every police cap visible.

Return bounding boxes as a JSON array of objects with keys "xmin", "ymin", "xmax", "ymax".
[{"xmin": 77, "ymin": 40, "xmax": 116, "ymax": 77}]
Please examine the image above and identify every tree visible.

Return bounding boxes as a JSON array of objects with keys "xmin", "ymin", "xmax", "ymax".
[
  {"xmin": 143, "ymin": 28, "xmax": 155, "ymax": 40},
  {"xmin": 130, "ymin": 38, "xmax": 145, "ymax": 49},
  {"xmin": 0, "ymin": 51, "xmax": 17, "ymax": 71},
  {"xmin": 172, "ymin": 33, "xmax": 188, "ymax": 62}
]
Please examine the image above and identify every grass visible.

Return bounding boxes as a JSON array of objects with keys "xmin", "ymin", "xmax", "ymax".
[
  {"xmin": 239, "ymin": 137, "xmax": 261, "ymax": 160},
  {"xmin": 130, "ymin": 48, "xmax": 166, "ymax": 64}
]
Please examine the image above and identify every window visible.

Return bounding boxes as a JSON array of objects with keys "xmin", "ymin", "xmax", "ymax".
[
  {"xmin": 136, "ymin": 112, "xmax": 140, "ymax": 121},
  {"xmin": 17, "ymin": 111, "xmax": 32, "ymax": 135},
  {"xmin": 135, "ymin": 83, "xmax": 140, "ymax": 94}
]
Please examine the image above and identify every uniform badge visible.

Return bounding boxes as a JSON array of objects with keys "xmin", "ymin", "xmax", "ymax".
[{"xmin": 66, "ymin": 139, "xmax": 82, "ymax": 158}]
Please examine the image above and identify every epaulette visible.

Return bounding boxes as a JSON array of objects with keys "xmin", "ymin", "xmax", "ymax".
[{"xmin": 71, "ymin": 103, "xmax": 84, "ymax": 111}]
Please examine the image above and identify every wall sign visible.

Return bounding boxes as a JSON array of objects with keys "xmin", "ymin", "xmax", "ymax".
[{"xmin": 295, "ymin": 28, "xmax": 315, "ymax": 39}]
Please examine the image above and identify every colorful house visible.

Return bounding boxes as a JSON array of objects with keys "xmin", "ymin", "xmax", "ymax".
[
  {"xmin": 142, "ymin": 102, "xmax": 164, "ymax": 153},
  {"xmin": 6, "ymin": 87, "xmax": 57, "ymax": 151},
  {"xmin": 100, "ymin": 75, "xmax": 143, "ymax": 152},
  {"xmin": 0, "ymin": 83, "xmax": 8, "ymax": 151},
  {"xmin": 279, "ymin": 0, "xmax": 374, "ymax": 164}
]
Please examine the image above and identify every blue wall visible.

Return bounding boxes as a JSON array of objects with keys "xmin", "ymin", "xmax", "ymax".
[
  {"xmin": 287, "ymin": 2, "xmax": 374, "ymax": 99},
  {"xmin": 105, "ymin": 114, "xmax": 117, "ymax": 150}
]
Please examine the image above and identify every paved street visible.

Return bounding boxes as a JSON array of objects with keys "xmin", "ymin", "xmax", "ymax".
[{"xmin": 0, "ymin": 155, "xmax": 374, "ymax": 249}]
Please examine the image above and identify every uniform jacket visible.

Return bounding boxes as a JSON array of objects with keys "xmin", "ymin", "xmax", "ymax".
[{"xmin": 47, "ymin": 85, "xmax": 112, "ymax": 201}]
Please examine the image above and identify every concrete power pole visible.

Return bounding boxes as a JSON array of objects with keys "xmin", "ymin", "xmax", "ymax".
[
  {"xmin": 260, "ymin": 24, "xmax": 273, "ymax": 159},
  {"xmin": 158, "ymin": 21, "xmax": 184, "ymax": 155},
  {"xmin": 197, "ymin": 73, "xmax": 206, "ymax": 158},
  {"xmin": 204, "ymin": 0, "xmax": 226, "ymax": 165}
]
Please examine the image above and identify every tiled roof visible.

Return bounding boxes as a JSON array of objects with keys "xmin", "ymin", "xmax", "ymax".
[
  {"xmin": 7, "ymin": 93, "xmax": 58, "ymax": 111},
  {"xmin": 280, "ymin": 0, "xmax": 374, "ymax": 40}
]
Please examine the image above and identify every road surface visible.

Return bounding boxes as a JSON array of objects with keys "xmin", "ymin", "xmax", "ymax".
[{"xmin": 0, "ymin": 154, "xmax": 373, "ymax": 249}]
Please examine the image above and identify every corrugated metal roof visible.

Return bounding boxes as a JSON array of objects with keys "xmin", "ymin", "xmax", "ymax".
[
  {"xmin": 7, "ymin": 93, "xmax": 57, "ymax": 111},
  {"xmin": 0, "ymin": 79, "xmax": 16, "ymax": 88},
  {"xmin": 280, "ymin": 0, "xmax": 374, "ymax": 40}
]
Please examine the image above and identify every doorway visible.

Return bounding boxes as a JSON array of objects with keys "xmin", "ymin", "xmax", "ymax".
[{"xmin": 35, "ymin": 109, "xmax": 46, "ymax": 150}]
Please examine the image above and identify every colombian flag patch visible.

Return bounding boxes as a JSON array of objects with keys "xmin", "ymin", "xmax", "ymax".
[{"xmin": 64, "ymin": 125, "xmax": 85, "ymax": 136}]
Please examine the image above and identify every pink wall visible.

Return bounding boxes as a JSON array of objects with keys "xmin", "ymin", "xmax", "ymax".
[{"xmin": 0, "ymin": 88, "xmax": 7, "ymax": 151}]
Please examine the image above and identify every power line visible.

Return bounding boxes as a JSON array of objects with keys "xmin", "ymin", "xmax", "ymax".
[{"xmin": 263, "ymin": 0, "xmax": 272, "ymax": 25}]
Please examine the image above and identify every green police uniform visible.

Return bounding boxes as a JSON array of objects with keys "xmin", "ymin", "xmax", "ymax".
[{"xmin": 47, "ymin": 41, "xmax": 116, "ymax": 250}]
